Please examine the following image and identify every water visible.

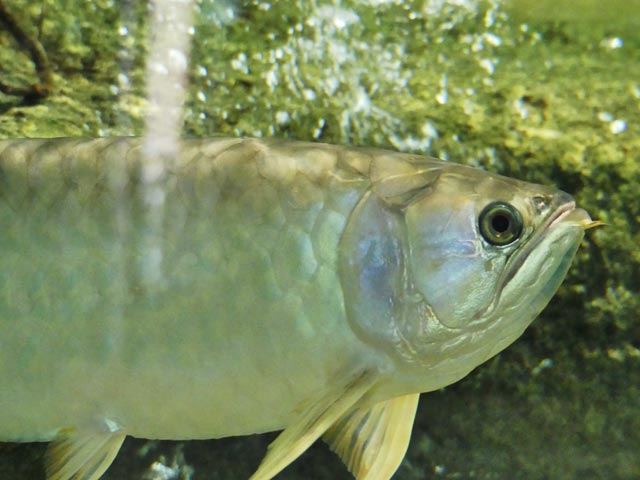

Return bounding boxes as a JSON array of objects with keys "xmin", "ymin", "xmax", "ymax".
[
  {"xmin": 140, "ymin": 0, "xmax": 194, "ymax": 294},
  {"xmin": 0, "ymin": 0, "xmax": 638, "ymax": 478}
]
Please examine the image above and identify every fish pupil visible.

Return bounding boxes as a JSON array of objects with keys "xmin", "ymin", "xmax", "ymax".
[{"xmin": 491, "ymin": 213, "xmax": 510, "ymax": 233}]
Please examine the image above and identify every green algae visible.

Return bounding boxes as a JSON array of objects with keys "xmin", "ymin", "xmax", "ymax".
[{"xmin": 0, "ymin": 0, "xmax": 638, "ymax": 478}]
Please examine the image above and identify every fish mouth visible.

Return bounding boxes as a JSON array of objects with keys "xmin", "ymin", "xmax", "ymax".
[
  {"xmin": 546, "ymin": 200, "xmax": 577, "ymax": 228},
  {"xmin": 545, "ymin": 201, "xmax": 596, "ymax": 230},
  {"xmin": 499, "ymin": 199, "xmax": 585, "ymax": 291}
]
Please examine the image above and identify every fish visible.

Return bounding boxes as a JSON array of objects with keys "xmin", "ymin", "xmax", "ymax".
[{"xmin": 0, "ymin": 136, "xmax": 596, "ymax": 480}]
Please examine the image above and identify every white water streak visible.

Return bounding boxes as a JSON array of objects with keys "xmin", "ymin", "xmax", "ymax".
[{"xmin": 141, "ymin": 0, "xmax": 195, "ymax": 289}]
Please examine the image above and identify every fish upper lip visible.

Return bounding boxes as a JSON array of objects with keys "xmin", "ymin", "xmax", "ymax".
[{"xmin": 546, "ymin": 200, "xmax": 576, "ymax": 230}]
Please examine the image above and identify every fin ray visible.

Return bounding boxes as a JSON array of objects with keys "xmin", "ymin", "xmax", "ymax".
[
  {"xmin": 46, "ymin": 429, "xmax": 126, "ymax": 480},
  {"xmin": 325, "ymin": 393, "xmax": 420, "ymax": 480},
  {"xmin": 249, "ymin": 370, "xmax": 378, "ymax": 480}
]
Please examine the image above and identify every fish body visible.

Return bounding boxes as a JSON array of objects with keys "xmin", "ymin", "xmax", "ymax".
[
  {"xmin": 0, "ymin": 137, "xmax": 592, "ymax": 479},
  {"xmin": 0, "ymin": 137, "xmax": 370, "ymax": 441}
]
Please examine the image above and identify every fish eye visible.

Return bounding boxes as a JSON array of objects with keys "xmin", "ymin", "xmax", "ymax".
[{"xmin": 479, "ymin": 202, "xmax": 523, "ymax": 246}]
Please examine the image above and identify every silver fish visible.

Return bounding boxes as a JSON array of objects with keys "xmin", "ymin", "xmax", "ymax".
[{"xmin": 0, "ymin": 137, "xmax": 595, "ymax": 480}]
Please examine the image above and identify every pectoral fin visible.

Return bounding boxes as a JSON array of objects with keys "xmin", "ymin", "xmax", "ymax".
[
  {"xmin": 249, "ymin": 371, "xmax": 378, "ymax": 480},
  {"xmin": 324, "ymin": 393, "xmax": 420, "ymax": 480},
  {"xmin": 45, "ymin": 428, "xmax": 126, "ymax": 480}
]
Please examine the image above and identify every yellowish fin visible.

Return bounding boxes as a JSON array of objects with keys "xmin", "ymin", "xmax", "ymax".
[
  {"xmin": 45, "ymin": 428, "xmax": 126, "ymax": 480},
  {"xmin": 249, "ymin": 371, "xmax": 378, "ymax": 480},
  {"xmin": 324, "ymin": 393, "xmax": 420, "ymax": 480}
]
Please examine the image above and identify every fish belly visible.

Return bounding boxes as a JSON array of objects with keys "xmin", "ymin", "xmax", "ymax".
[{"xmin": 0, "ymin": 137, "xmax": 372, "ymax": 441}]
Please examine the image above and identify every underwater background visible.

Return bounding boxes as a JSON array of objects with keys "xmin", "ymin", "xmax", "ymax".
[{"xmin": 0, "ymin": 0, "xmax": 638, "ymax": 478}]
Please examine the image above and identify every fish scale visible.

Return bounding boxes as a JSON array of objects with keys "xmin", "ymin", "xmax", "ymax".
[{"xmin": 0, "ymin": 136, "xmax": 594, "ymax": 480}]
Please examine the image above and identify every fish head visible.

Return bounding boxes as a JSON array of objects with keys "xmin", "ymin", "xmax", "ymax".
[
  {"xmin": 405, "ymin": 167, "xmax": 586, "ymax": 332},
  {"xmin": 340, "ymin": 156, "xmax": 592, "ymax": 392}
]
